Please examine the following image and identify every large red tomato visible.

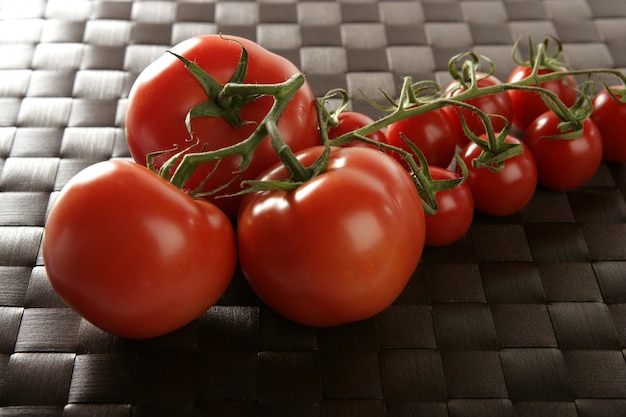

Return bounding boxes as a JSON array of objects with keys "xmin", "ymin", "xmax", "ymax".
[
  {"xmin": 237, "ymin": 146, "xmax": 425, "ymax": 327},
  {"xmin": 43, "ymin": 160, "xmax": 237, "ymax": 339},
  {"xmin": 125, "ymin": 35, "xmax": 320, "ymax": 218}
]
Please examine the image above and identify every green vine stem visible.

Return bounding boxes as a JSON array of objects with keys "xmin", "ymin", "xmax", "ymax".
[
  {"xmin": 162, "ymin": 72, "xmax": 310, "ymax": 194},
  {"xmin": 327, "ymin": 68, "xmax": 626, "ymax": 150},
  {"xmin": 512, "ymin": 35, "xmax": 571, "ymax": 73},
  {"xmin": 156, "ymin": 36, "xmax": 626, "ymax": 212},
  {"xmin": 326, "ymin": 36, "xmax": 625, "ymax": 150}
]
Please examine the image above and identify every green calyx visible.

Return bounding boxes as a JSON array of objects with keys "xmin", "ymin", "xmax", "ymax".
[
  {"xmin": 512, "ymin": 35, "xmax": 572, "ymax": 73},
  {"xmin": 447, "ymin": 51, "xmax": 497, "ymax": 92},
  {"xmin": 401, "ymin": 134, "xmax": 470, "ymax": 216},
  {"xmin": 545, "ymin": 80, "xmax": 595, "ymax": 140},
  {"xmin": 168, "ymin": 42, "xmax": 254, "ymax": 134}
]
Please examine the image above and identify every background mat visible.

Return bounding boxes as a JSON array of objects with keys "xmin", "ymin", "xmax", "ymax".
[{"xmin": 1, "ymin": 0, "xmax": 626, "ymax": 416}]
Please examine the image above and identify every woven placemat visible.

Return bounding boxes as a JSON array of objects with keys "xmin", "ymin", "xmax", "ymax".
[{"xmin": 1, "ymin": 0, "xmax": 626, "ymax": 416}]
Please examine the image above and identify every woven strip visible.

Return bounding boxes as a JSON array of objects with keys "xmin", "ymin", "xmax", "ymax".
[{"xmin": 1, "ymin": 1, "xmax": 626, "ymax": 416}]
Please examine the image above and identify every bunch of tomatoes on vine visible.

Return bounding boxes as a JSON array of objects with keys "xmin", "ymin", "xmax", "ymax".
[{"xmin": 42, "ymin": 35, "xmax": 626, "ymax": 339}]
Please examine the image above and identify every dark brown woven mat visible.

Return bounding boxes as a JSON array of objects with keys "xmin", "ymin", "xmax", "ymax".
[{"xmin": 1, "ymin": 0, "xmax": 626, "ymax": 416}]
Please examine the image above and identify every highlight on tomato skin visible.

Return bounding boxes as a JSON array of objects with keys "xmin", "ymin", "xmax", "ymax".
[
  {"xmin": 42, "ymin": 160, "xmax": 238, "ymax": 340},
  {"xmin": 236, "ymin": 146, "xmax": 426, "ymax": 328}
]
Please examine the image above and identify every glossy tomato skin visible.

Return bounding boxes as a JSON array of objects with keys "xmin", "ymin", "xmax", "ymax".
[
  {"xmin": 591, "ymin": 87, "xmax": 626, "ymax": 163},
  {"xmin": 524, "ymin": 111, "xmax": 603, "ymax": 191},
  {"xmin": 237, "ymin": 146, "xmax": 425, "ymax": 327},
  {"xmin": 457, "ymin": 136, "xmax": 537, "ymax": 216},
  {"xmin": 386, "ymin": 108, "xmax": 457, "ymax": 169},
  {"xmin": 43, "ymin": 160, "xmax": 237, "ymax": 339},
  {"xmin": 125, "ymin": 35, "xmax": 320, "ymax": 218},
  {"xmin": 328, "ymin": 111, "xmax": 387, "ymax": 148},
  {"xmin": 424, "ymin": 167, "xmax": 474, "ymax": 247},
  {"xmin": 507, "ymin": 66, "xmax": 577, "ymax": 131},
  {"xmin": 443, "ymin": 75, "xmax": 514, "ymax": 148}
]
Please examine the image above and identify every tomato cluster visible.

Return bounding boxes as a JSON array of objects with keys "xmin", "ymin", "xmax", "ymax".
[
  {"xmin": 376, "ymin": 60, "xmax": 625, "ymax": 246},
  {"xmin": 43, "ymin": 36, "xmax": 425, "ymax": 337},
  {"xmin": 42, "ymin": 35, "xmax": 626, "ymax": 338}
]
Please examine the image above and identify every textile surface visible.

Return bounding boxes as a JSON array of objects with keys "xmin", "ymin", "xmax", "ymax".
[{"xmin": 1, "ymin": 0, "xmax": 626, "ymax": 416}]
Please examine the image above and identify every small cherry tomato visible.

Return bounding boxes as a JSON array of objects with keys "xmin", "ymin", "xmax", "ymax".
[
  {"xmin": 43, "ymin": 160, "xmax": 237, "ymax": 339},
  {"xmin": 591, "ymin": 86, "xmax": 626, "ymax": 163},
  {"xmin": 327, "ymin": 111, "xmax": 387, "ymax": 148},
  {"xmin": 443, "ymin": 74, "xmax": 514, "ymax": 148},
  {"xmin": 424, "ymin": 167, "xmax": 474, "ymax": 247},
  {"xmin": 524, "ymin": 110, "xmax": 603, "ymax": 191},
  {"xmin": 507, "ymin": 66, "xmax": 577, "ymax": 131},
  {"xmin": 386, "ymin": 108, "xmax": 457, "ymax": 169},
  {"xmin": 457, "ymin": 135, "xmax": 537, "ymax": 216},
  {"xmin": 237, "ymin": 146, "xmax": 425, "ymax": 327}
]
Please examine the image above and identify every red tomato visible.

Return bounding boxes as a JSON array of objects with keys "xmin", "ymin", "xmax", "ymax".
[
  {"xmin": 424, "ymin": 167, "xmax": 474, "ymax": 247},
  {"xmin": 443, "ymin": 74, "xmax": 514, "ymax": 148},
  {"xmin": 327, "ymin": 111, "xmax": 387, "ymax": 148},
  {"xmin": 43, "ymin": 160, "xmax": 237, "ymax": 339},
  {"xmin": 591, "ymin": 86, "xmax": 626, "ymax": 163},
  {"xmin": 125, "ymin": 35, "xmax": 320, "ymax": 218},
  {"xmin": 237, "ymin": 146, "xmax": 425, "ymax": 327},
  {"xmin": 507, "ymin": 66, "xmax": 577, "ymax": 131},
  {"xmin": 386, "ymin": 108, "xmax": 457, "ymax": 169},
  {"xmin": 524, "ymin": 110, "xmax": 603, "ymax": 191},
  {"xmin": 457, "ymin": 135, "xmax": 537, "ymax": 216}
]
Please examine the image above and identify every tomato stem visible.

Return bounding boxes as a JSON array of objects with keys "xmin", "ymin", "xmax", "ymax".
[
  {"xmin": 163, "ymin": 36, "xmax": 626, "ymax": 210},
  {"xmin": 318, "ymin": 38, "xmax": 626, "ymax": 209},
  {"xmin": 166, "ymin": 73, "xmax": 308, "ymax": 193},
  {"xmin": 511, "ymin": 35, "xmax": 571, "ymax": 73},
  {"xmin": 267, "ymin": 119, "xmax": 310, "ymax": 182}
]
